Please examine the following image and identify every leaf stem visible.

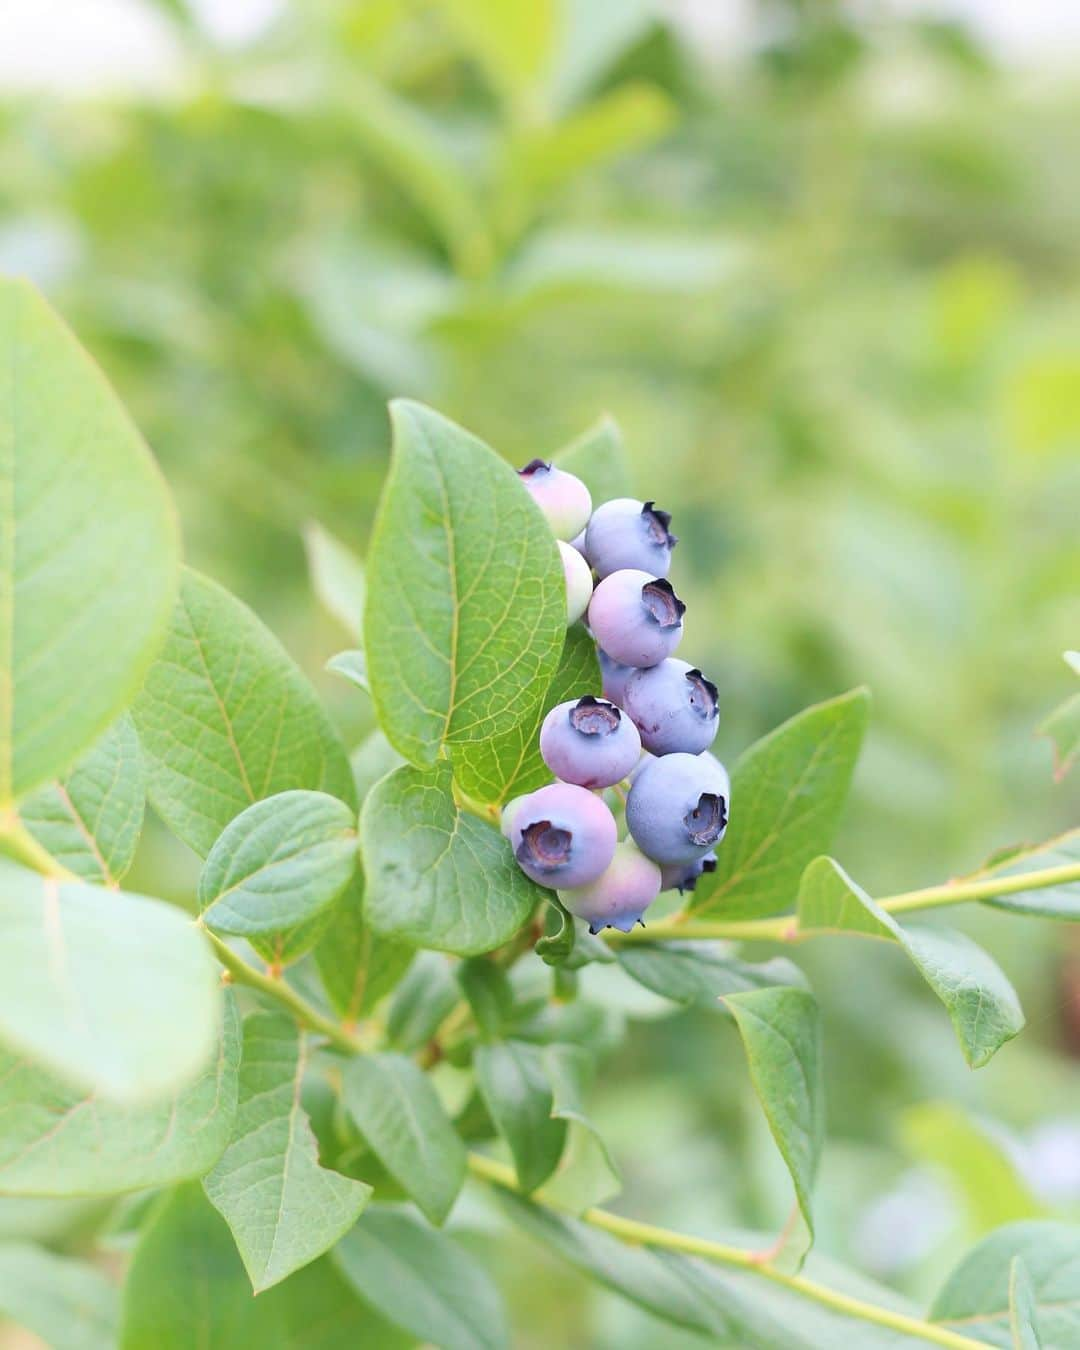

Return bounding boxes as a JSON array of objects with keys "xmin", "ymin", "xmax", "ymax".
[
  {"xmin": 466, "ymin": 1153, "xmax": 984, "ymax": 1350},
  {"xmin": 0, "ymin": 810, "xmax": 74, "ymax": 879}
]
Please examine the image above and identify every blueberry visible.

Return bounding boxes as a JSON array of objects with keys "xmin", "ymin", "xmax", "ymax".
[
  {"xmin": 626, "ymin": 752, "xmax": 729, "ymax": 865},
  {"xmin": 598, "ymin": 648, "xmax": 634, "ymax": 706},
  {"xmin": 501, "ymin": 793, "xmax": 531, "ymax": 840},
  {"xmin": 539, "ymin": 696, "xmax": 642, "ymax": 789},
  {"xmin": 584, "ymin": 498, "xmax": 677, "ymax": 579},
  {"xmin": 568, "ymin": 528, "xmax": 588, "ymax": 558},
  {"xmin": 623, "ymin": 658, "xmax": 719, "ymax": 755},
  {"xmin": 558, "ymin": 540, "xmax": 594, "ymax": 625},
  {"xmin": 587, "ymin": 569, "xmax": 685, "ymax": 668},
  {"xmin": 518, "ymin": 460, "xmax": 592, "ymax": 541},
  {"xmin": 510, "ymin": 782, "xmax": 617, "ymax": 889},
  {"xmin": 559, "ymin": 841, "xmax": 661, "ymax": 933},
  {"xmin": 659, "ymin": 851, "xmax": 718, "ymax": 893}
]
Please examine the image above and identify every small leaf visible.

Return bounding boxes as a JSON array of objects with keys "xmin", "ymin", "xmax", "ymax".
[
  {"xmin": 474, "ymin": 1040, "xmax": 566, "ymax": 1192},
  {"xmin": 1039, "ymin": 694, "xmax": 1080, "ymax": 782},
  {"xmin": 725, "ymin": 986, "xmax": 824, "ymax": 1270},
  {"xmin": 0, "ymin": 278, "xmax": 180, "ymax": 804},
  {"xmin": 203, "ymin": 1013, "xmax": 371, "ymax": 1292},
  {"xmin": 303, "ymin": 520, "xmax": 365, "ymax": 640},
  {"xmin": 536, "ymin": 896, "xmax": 576, "ymax": 966},
  {"xmin": 553, "ymin": 413, "xmax": 634, "ymax": 503},
  {"xmin": 342, "ymin": 1053, "xmax": 465, "ymax": 1225},
  {"xmin": 976, "ymin": 829, "xmax": 1080, "ymax": 921},
  {"xmin": 433, "ymin": 0, "xmax": 556, "ymax": 108},
  {"xmin": 364, "ymin": 400, "xmax": 565, "ymax": 767},
  {"xmin": 386, "ymin": 951, "xmax": 459, "ymax": 1050},
  {"xmin": 617, "ymin": 943, "xmax": 806, "ymax": 1010},
  {"xmin": 133, "ymin": 567, "xmax": 356, "ymax": 858},
  {"xmin": 540, "ymin": 1043, "xmax": 621, "ymax": 1212},
  {"xmin": 1010, "ymin": 1257, "xmax": 1043, "ymax": 1350},
  {"xmin": 314, "ymin": 874, "xmax": 414, "ymax": 1023},
  {"xmin": 0, "ymin": 993, "xmax": 239, "ymax": 1196},
  {"xmin": 333, "ymin": 1207, "xmax": 509, "ymax": 1350},
  {"xmin": 689, "ymin": 688, "xmax": 870, "ymax": 919},
  {"xmin": 798, "ymin": 856, "xmax": 1024, "ymax": 1067},
  {"xmin": 199, "ymin": 790, "xmax": 357, "ymax": 938},
  {"xmin": 458, "ymin": 958, "xmax": 516, "ymax": 1038},
  {"xmin": 20, "ymin": 714, "xmax": 144, "ymax": 886},
  {"xmin": 0, "ymin": 1243, "xmax": 118, "ymax": 1350},
  {"xmin": 0, "ymin": 860, "xmax": 219, "ymax": 1102},
  {"xmin": 362, "ymin": 761, "xmax": 539, "ymax": 955},
  {"xmin": 326, "ymin": 649, "xmax": 370, "ymax": 694}
]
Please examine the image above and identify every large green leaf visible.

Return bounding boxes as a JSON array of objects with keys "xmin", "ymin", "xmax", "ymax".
[
  {"xmin": 342, "ymin": 1053, "xmax": 466, "ymax": 1225},
  {"xmin": 617, "ymin": 943, "xmax": 805, "ymax": 1011},
  {"xmin": 314, "ymin": 875, "xmax": 414, "ymax": 1023},
  {"xmin": 20, "ymin": 713, "xmax": 144, "ymax": 885},
  {"xmin": 203, "ymin": 1013, "xmax": 371, "ymax": 1293},
  {"xmin": 199, "ymin": 790, "xmax": 357, "ymax": 938},
  {"xmin": 725, "ymin": 986, "xmax": 824, "ymax": 1270},
  {"xmin": 976, "ymin": 830, "xmax": 1080, "ymax": 921},
  {"xmin": 452, "ymin": 625, "xmax": 600, "ymax": 806},
  {"xmin": 553, "ymin": 414, "xmax": 634, "ymax": 504},
  {"xmin": 303, "ymin": 521, "xmax": 365, "ymax": 641},
  {"xmin": 361, "ymin": 761, "xmax": 539, "ymax": 954},
  {"xmin": 364, "ymin": 401, "xmax": 565, "ymax": 767},
  {"xmin": 798, "ymin": 856, "xmax": 1024, "ymax": 1067},
  {"xmin": 133, "ymin": 568, "xmax": 355, "ymax": 857},
  {"xmin": 0, "ymin": 859, "xmax": 219, "ymax": 1101},
  {"xmin": 474, "ymin": 1040, "xmax": 567, "ymax": 1193},
  {"xmin": 333, "ymin": 1207, "xmax": 509, "ymax": 1350},
  {"xmin": 689, "ymin": 689, "xmax": 869, "ymax": 919},
  {"xmin": 931, "ymin": 1221, "xmax": 1080, "ymax": 1349},
  {"xmin": 0, "ymin": 1243, "xmax": 118, "ymax": 1350},
  {"xmin": 0, "ymin": 279, "xmax": 179, "ymax": 804},
  {"xmin": 0, "ymin": 992, "xmax": 239, "ymax": 1195},
  {"xmin": 1010, "ymin": 1258, "xmax": 1044, "ymax": 1350}
]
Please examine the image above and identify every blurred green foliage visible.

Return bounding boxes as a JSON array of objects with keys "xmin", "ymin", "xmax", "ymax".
[{"xmin": 2, "ymin": 1, "xmax": 1079, "ymax": 1344}]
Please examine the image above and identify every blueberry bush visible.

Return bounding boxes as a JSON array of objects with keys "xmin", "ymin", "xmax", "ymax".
[{"xmin": 1, "ymin": 276, "xmax": 1079, "ymax": 1348}]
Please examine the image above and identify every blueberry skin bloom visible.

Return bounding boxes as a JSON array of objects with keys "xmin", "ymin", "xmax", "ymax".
[
  {"xmin": 559, "ymin": 841, "xmax": 662, "ymax": 933},
  {"xmin": 598, "ymin": 648, "xmax": 634, "ymax": 707},
  {"xmin": 517, "ymin": 460, "xmax": 592, "ymax": 541},
  {"xmin": 626, "ymin": 752, "xmax": 730, "ymax": 866},
  {"xmin": 510, "ymin": 782, "xmax": 617, "ymax": 890},
  {"xmin": 659, "ymin": 851, "xmax": 718, "ymax": 893},
  {"xmin": 584, "ymin": 498, "xmax": 677, "ymax": 580},
  {"xmin": 588, "ymin": 569, "xmax": 685, "ymax": 668},
  {"xmin": 623, "ymin": 658, "xmax": 719, "ymax": 755},
  {"xmin": 558, "ymin": 540, "xmax": 594, "ymax": 625},
  {"xmin": 539, "ymin": 696, "xmax": 642, "ymax": 789}
]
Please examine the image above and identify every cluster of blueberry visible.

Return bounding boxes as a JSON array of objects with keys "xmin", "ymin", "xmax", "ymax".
[{"xmin": 501, "ymin": 460, "xmax": 729, "ymax": 934}]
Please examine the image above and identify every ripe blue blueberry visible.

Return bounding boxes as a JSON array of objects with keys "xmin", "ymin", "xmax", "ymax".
[
  {"xmin": 583, "ymin": 498, "xmax": 677, "ymax": 579},
  {"xmin": 626, "ymin": 752, "xmax": 729, "ymax": 866},
  {"xmin": 598, "ymin": 648, "xmax": 634, "ymax": 706},
  {"xmin": 588, "ymin": 569, "xmax": 685, "ymax": 668},
  {"xmin": 539, "ymin": 696, "xmax": 642, "ymax": 789},
  {"xmin": 518, "ymin": 460, "xmax": 592, "ymax": 541},
  {"xmin": 558, "ymin": 540, "xmax": 594, "ymax": 625},
  {"xmin": 623, "ymin": 658, "xmax": 719, "ymax": 755},
  {"xmin": 559, "ymin": 840, "xmax": 662, "ymax": 933},
  {"xmin": 510, "ymin": 782, "xmax": 617, "ymax": 890},
  {"xmin": 659, "ymin": 851, "xmax": 718, "ymax": 893}
]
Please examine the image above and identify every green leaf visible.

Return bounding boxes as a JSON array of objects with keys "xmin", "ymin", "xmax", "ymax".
[
  {"xmin": 0, "ymin": 859, "xmax": 219, "ymax": 1101},
  {"xmin": 797, "ymin": 856, "xmax": 1025, "ymax": 1067},
  {"xmin": 931, "ymin": 1221, "xmax": 1080, "ymax": 1348},
  {"xmin": 386, "ymin": 950, "xmax": 458, "ymax": 1050},
  {"xmin": 350, "ymin": 730, "xmax": 405, "ymax": 803},
  {"xmin": 539, "ymin": 1043, "xmax": 621, "ymax": 1212},
  {"xmin": 342, "ymin": 1053, "xmax": 465, "ymax": 1225},
  {"xmin": 303, "ymin": 521, "xmax": 365, "ymax": 641},
  {"xmin": 314, "ymin": 875, "xmax": 414, "ymax": 1023},
  {"xmin": 458, "ymin": 957, "xmax": 516, "ymax": 1037},
  {"xmin": 333, "ymin": 1207, "xmax": 509, "ymax": 1350},
  {"xmin": 1039, "ymin": 693, "xmax": 1080, "ymax": 782},
  {"xmin": 0, "ymin": 278, "xmax": 180, "ymax": 804},
  {"xmin": 203, "ymin": 1013, "xmax": 371, "ymax": 1292},
  {"xmin": 361, "ymin": 761, "xmax": 539, "ymax": 954},
  {"xmin": 0, "ymin": 992, "xmax": 239, "ymax": 1195},
  {"xmin": 0, "ymin": 1243, "xmax": 118, "ymax": 1350},
  {"xmin": 976, "ymin": 829, "xmax": 1080, "ymax": 920},
  {"xmin": 452, "ymin": 624, "xmax": 600, "ymax": 806},
  {"xmin": 133, "ymin": 567, "xmax": 356, "ymax": 857},
  {"xmin": 474, "ymin": 1040, "xmax": 567, "ymax": 1192},
  {"xmin": 1011, "ymin": 1257, "xmax": 1043, "ymax": 1350},
  {"xmin": 364, "ymin": 400, "xmax": 565, "ymax": 768},
  {"xmin": 20, "ymin": 713, "xmax": 144, "ymax": 885},
  {"xmin": 553, "ymin": 414, "xmax": 634, "ymax": 504},
  {"xmin": 434, "ymin": 0, "xmax": 556, "ymax": 108},
  {"xmin": 725, "ymin": 986, "xmax": 824, "ymax": 1269},
  {"xmin": 689, "ymin": 688, "xmax": 870, "ymax": 919},
  {"xmin": 617, "ymin": 943, "xmax": 806, "ymax": 1010},
  {"xmin": 264, "ymin": 1256, "xmax": 413, "ymax": 1350},
  {"xmin": 536, "ymin": 895, "xmax": 576, "ymax": 966},
  {"xmin": 326, "ymin": 650, "xmax": 369, "ymax": 694},
  {"xmin": 199, "ymin": 790, "xmax": 357, "ymax": 939}
]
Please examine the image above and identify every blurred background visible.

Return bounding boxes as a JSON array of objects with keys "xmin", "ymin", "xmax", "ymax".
[{"xmin": 2, "ymin": 1, "xmax": 1079, "ymax": 1345}]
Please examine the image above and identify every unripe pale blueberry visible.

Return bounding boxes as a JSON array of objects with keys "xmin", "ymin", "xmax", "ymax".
[
  {"xmin": 518, "ymin": 460, "xmax": 592, "ymax": 541},
  {"xmin": 623, "ymin": 658, "xmax": 719, "ymax": 755},
  {"xmin": 501, "ymin": 794, "xmax": 531, "ymax": 840},
  {"xmin": 584, "ymin": 498, "xmax": 677, "ymax": 579},
  {"xmin": 558, "ymin": 540, "xmax": 594, "ymax": 625},
  {"xmin": 510, "ymin": 782, "xmax": 617, "ymax": 890},
  {"xmin": 660, "ymin": 851, "xmax": 718, "ymax": 893},
  {"xmin": 588, "ymin": 569, "xmax": 685, "ymax": 669},
  {"xmin": 539, "ymin": 696, "xmax": 642, "ymax": 789},
  {"xmin": 626, "ymin": 752, "xmax": 729, "ymax": 866},
  {"xmin": 559, "ymin": 841, "xmax": 661, "ymax": 934},
  {"xmin": 598, "ymin": 648, "xmax": 634, "ymax": 707}
]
